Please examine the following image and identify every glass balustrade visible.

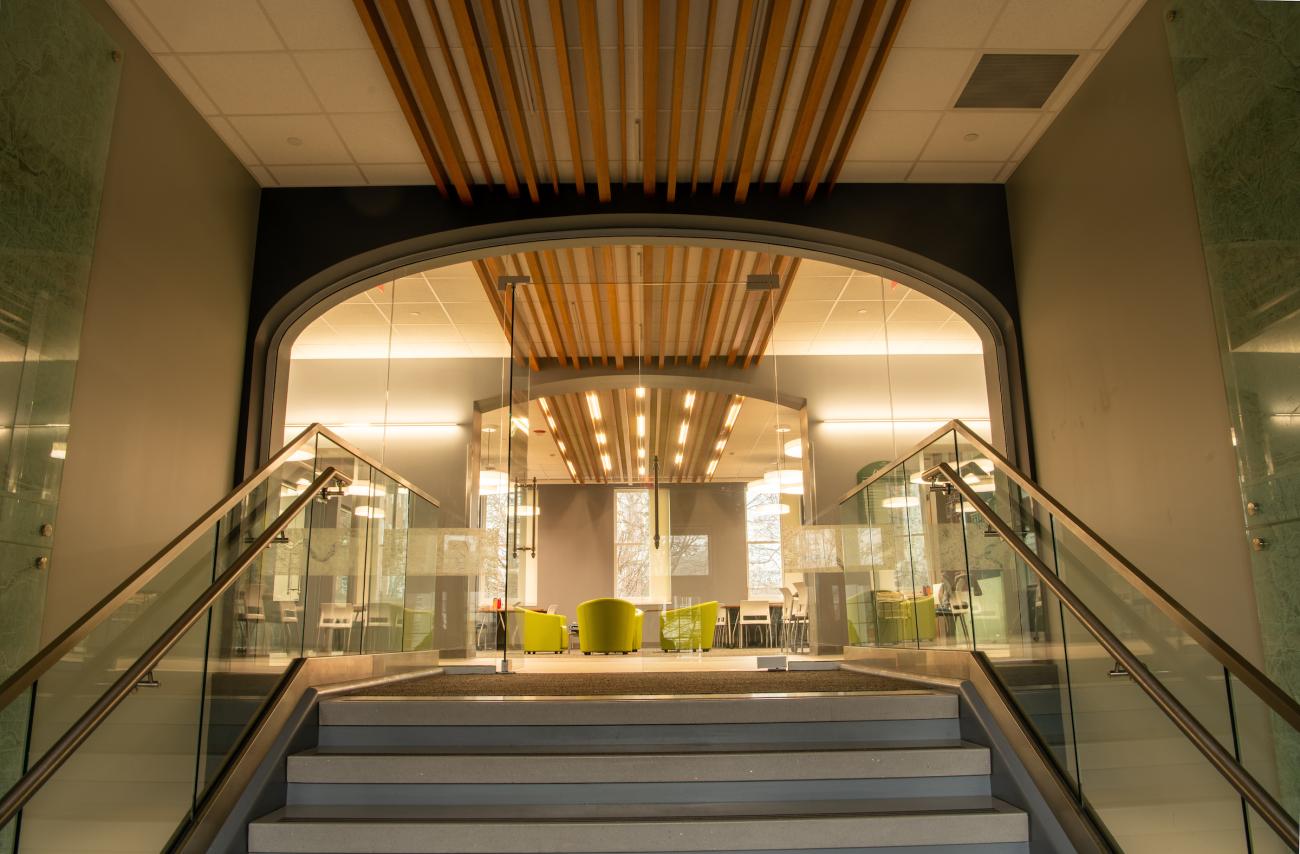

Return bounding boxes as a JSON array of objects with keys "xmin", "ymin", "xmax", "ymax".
[
  {"xmin": 831, "ymin": 422, "xmax": 1299, "ymax": 854},
  {"xmin": 0, "ymin": 428, "xmax": 442, "ymax": 853}
]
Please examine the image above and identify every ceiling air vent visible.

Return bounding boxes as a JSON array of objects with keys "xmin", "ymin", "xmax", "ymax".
[{"xmin": 955, "ymin": 54, "xmax": 1078, "ymax": 109}]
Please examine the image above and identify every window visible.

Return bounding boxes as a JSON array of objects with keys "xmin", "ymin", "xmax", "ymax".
[
  {"xmin": 670, "ymin": 534, "xmax": 709, "ymax": 576},
  {"xmin": 745, "ymin": 486, "xmax": 784, "ymax": 599},
  {"xmin": 614, "ymin": 489, "xmax": 651, "ymax": 600}
]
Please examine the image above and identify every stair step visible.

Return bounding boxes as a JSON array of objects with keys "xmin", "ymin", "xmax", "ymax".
[
  {"xmin": 319, "ymin": 692, "xmax": 957, "ymax": 727},
  {"xmin": 249, "ymin": 799, "xmax": 1029, "ymax": 853},
  {"xmin": 287, "ymin": 744, "xmax": 991, "ymax": 785}
]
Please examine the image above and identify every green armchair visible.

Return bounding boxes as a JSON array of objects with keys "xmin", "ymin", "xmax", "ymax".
[
  {"xmin": 577, "ymin": 598, "xmax": 643, "ymax": 654},
  {"xmin": 847, "ymin": 591, "xmax": 937, "ymax": 645},
  {"xmin": 518, "ymin": 608, "xmax": 569, "ymax": 653},
  {"xmin": 660, "ymin": 601, "xmax": 719, "ymax": 652}
]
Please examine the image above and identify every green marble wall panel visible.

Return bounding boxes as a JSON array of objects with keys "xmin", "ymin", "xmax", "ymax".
[
  {"xmin": 1162, "ymin": 0, "xmax": 1299, "ymax": 844},
  {"xmin": 0, "ymin": 0, "xmax": 120, "ymax": 849}
]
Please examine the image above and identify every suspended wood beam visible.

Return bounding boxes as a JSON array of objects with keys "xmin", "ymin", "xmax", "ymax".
[
  {"xmin": 421, "ymin": 0, "xmax": 492, "ymax": 186},
  {"xmin": 822, "ymin": 0, "xmax": 914, "ymax": 197},
  {"xmin": 776, "ymin": 0, "xmax": 853, "ymax": 196},
  {"xmin": 444, "ymin": 1, "xmax": 522, "ymax": 198},
  {"xmin": 576, "ymin": 0, "xmax": 613, "ymax": 202},
  {"xmin": 734, "ymin": 0, "xmax": 791, "ymax": 202},
  {"xmin": 548, "ymin": 0, "xmax": 587, "ymax": 195},
  {"xmin": 710, "ymin": 0, "xmax": 756, "ymax": 195},
  {"xmin": 689, "ymin": 0, "xmax": 717, "ymax": 194},
  {"xmin": 642, "ymin": 0, "xmax": 660, "ymax": 194},
  {"xmin": 758, "ymin": 0, "xmax": 811, "ymax": 186}
]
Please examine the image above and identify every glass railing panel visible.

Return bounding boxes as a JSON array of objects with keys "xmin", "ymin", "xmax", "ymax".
[
  {"xmin": 1230, "ymin": 674, "xmax": 1299, "ymax": 854},
  {"xmin": 1059, "ymin": 603, "xmax": 1251, "ymax": 853},
  {"xmin": 401, "ymin": 495, "xmax": 440, "ymax": 652},
  {"xmin": 13, "ymin": 491, "xmax": 319, "ymax": 854},
  {"xmin": 300, "ymin": 437, "xmax": 371, "ymax": 658},
  {"xmin": 844, "ymin": 454, "xmax": 921, "ymax": 647},
  {"xmin": 361, "ymin": 470, "xmax": 404, "ymax": 654}
]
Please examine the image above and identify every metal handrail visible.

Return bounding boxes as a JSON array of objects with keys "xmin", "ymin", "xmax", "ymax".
[
  {"xmin": 0, "ymin": 466, "xmax": 350, "ymax": 830},
  {"xmin": 836, "ymin": 418, "xmax": 1300, "ymax": 735},
  {"xmin": 927, "ymin": 461, "xmax": 1298, "ymax": 849},
  {"xmin": 0, "ymin": 423, "xmax": 438, "ymax": 710}
]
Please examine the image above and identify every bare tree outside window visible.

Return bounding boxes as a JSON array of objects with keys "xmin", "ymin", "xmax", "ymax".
[
  {"xmin": 745, "ymin": 488, "xmax": 784, "ymax": 599},
  {"xmin": 615, "ymin": 489, "xmax": 651, "ymax": 599},
  {"xmin": 670, "ymin": 534, "xmax": 709, "ymax": 576}
]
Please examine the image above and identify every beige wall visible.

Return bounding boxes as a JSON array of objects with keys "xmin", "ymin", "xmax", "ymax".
[
  {"xmin": 43, "ymin": 1, "xmax": 260, "ymax": 638},
  {"xmin": 1006, "ymin": 1, "xmax": 1259, "ymax": 660}
]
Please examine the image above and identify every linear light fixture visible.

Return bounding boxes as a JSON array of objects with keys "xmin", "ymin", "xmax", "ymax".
[
  {"xmin": 706, "ymin": 459, "xmax": 718, "ymax": 476},
  {"xmin": 586, "ymin": 392, "xmax": 602, "ymax": 420},
  {"xmin": 595, "ymin": 432, "xmax": 607, "ymax": 445},
  {"xmin": 674, "ymin": 452, "xmax": 684, "ymax": 465},
  {"xmin": 724, "ymin": 401, "xmax": 742, "ymax": 428},
  {"xmin": 678, "ymin": 422, "xmax": 689, "ymax": 444},
  {"xmin": 637, "ymin": 447, "xmax": 646, "ymax": 459},
  {"xmin": 635, "ymin": 386, "xmax": 646, "ymax": 399},
  {"xmin": 601, "ymin": 453, "xmax": 612, "ymax": 471},
  {"xmin": 636, "ymin": 414, "xmax": 645, "ymax": 437},
  {"xmin": 683, "ymin": 391, "xmax": 696, "ymax": 410},
  {"xmin": 638, "ymin": 465, "xmax": 647, "ymax": 476}
]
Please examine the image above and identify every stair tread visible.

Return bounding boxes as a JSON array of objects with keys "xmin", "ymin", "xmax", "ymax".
[
  {"xmin": 256, "ymin": 796, "xmax": 1025, "ymax": 823},
  {"xmin": 295, "ymin": 738, "xmax": 977, "ymax": 757}
]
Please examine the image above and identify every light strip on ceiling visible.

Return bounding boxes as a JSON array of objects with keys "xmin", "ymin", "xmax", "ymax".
[{"xmin": 586, "ymin": 392, "xmax": 602, "ymax": 420}]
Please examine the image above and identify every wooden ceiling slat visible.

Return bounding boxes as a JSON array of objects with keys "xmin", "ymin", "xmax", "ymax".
[
  {"xmin": 776, "ymin": 1, "xmax": 853, "ymax": 196},
  {"xmin": 584, "ymin": 248, "xmax": 609, "ymax": 365},
  {"xmin": 684, "ymin": 248, "xmax": 715, "ymax": 366},
  {"xmin": 558, "ymin": 393, "xmax": 596, "ymax": 481},
  {"xmin": 547, "ymin": 0, "xmax": 586, "ymax": 195},
  {"xmin": 641, "ymin": 245, "xmax": 655, "ymax": 364},
  {"xmin": 821, "ymin": 0, "xmax": 913, "ymax": 197},
  {"xmin": 689, "ymin": 0, "xmax": 718, "ymax": 194},
  {"xmin": 758, "ymin": 0, "xmax": 811, "ymax": 186},
  {"xmin": 354, "ymin": 0, "xmax": 450, "ymax": 197},
  {"xmin": 612, "ymin": 389, "xmax": 633, "ymax": 482},
  {"xmin": 665, "ymin": 0, "xmax": 689, "ymax": 202},
  {"xmin": 541, "ymin": 250, "xmax": 582, "ymax": 370},
  {"xmin": 561, "ymin": 248, "xmax": 595, "ymax": 366},
  {"xmin": 710, "ymin": 0, "xmax": 756, "ymax": 196},
  {"xmin": 421, "ymin": 0, "xmax": 492, "ymax": 187},
  {"xmin": 601, "ymin": 245, "xmax": 625, "ymax": 369},
  {"xmin": 523, "ymin": 251, "xmax": 569, "ymax": 367},
  {"xmin": 698, "ymin": 248, "xmax": 737, "ymax": 367},
  {"xmin": 517, "ymin": 0, "xmax": 561, "ymax": 193},
  {"xmin": 733, "ymin": 0, "xmax": 792, "ymax": 202},
  {"xmin": 750, "ymin": 256, "xmax": 802, "ymax": 366},
  {"xmin": 672, "ymin": 247, "xmax": 691, "ymax": 365},
  {"xmin": 372, "ymin": 0, "xmax": 475, "ymax": 203},
  {"xmin": 658, "ymin": 245, "xmax": 674, "ymax": 367},
  {"xmin": 576, "ymin": 1, "xmax": 613, "ymax": 202},
  {"xmin": 800, "ymin": 0, "xmax": 886, "ymax": 200},
  {"xmin": 445, "ymin": 1, "xmax": 522, "ymax": 198},
  {"xmin": 617, "ymin": 0, "xmax": 628, "ymax": 188},
  {"xmin": 642, "ymin": 0, "xmax": 660, "ymax": 195}
]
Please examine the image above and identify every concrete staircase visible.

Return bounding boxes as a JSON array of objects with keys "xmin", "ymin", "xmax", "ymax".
[{"xmin": 248, "ymin": 691, "xmax": 1030, "ymax": 853}]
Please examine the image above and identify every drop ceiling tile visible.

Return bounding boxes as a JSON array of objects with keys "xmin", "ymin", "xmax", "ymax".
[
  {"xmin": 206, "ymin": 117, "xmax": 258, "ymax": 165},
  {"xmin": 920, "ymin": 111, "xmax": 1040, "ymax": 161},
  {"xmin": 829, "ymin": 301, "xmax": 888, "ymax": 322},
  {"xmin": 295, "ymin": 50, "xmax": 398, "ymax": 113},
  {"xmin": 133, "ymin": 0, "xmax": 283, "ymax": 52},
  {"xmin": 268, "ymin": 164, "xmax": 366, "ymax": 186},
  {"xmin": 391, "ymin": 326, "xmax": 464, "ymax": 345},
  {"xmin": 798, "ymin": 259, "xmax": 852, "ymax": 278},
  {"xmin": 908, "ymin": 161, "xmax": 1004, "ymax": 182},
  {"xmin": 155, "ymin": 55, "xmax": 218, "ymax": 115},
  {"xmin": 331, "ymin": 112, "xmax": 422, "ymax": 163},
  {"xmin": 779, "ymin": 301, "xmax": 836, "ymax": 323},
  {"xmin": 390, "ymin": 277, "xmax": 436, "ymax": 302},
  {"xmin": 181, "ymin": 53, "xmax": 319, "ymax": 114},
  {"xmin": 871, "ymin": 48, "xmax": 977, "ymax": 109},
  {"xmin": 985, "ymin": 0, "xmax": 1131, "ymax": 50},
  {"xmin": 841, "ymin": 276, "xmax": 884, "ymax": 300},
  {"xmin": 260, "ymin": 0, "xmax": 372, "ymax": 49},
  {"xmin": 361, "ymin": 163, "xmax": 433, "ymax": 185},
  {"xmin": 229, "ymin": 114, "xmax": 350, "ymax": 164},
  {"xmin": 888, "ymin": 300, "xmax": 955, "ymax": 322},
  {"xmin": 787, "ymin": 277, "xmax": 846, "ymax": 301},
  {"xmin": 469, "ymin": 342, "xmax": 511, "ymax": 357},
  {"xmin": 844, "ymin": 110, "xmax": 943, "ymax": 161},
  {"xmin": 443, "ymin": 303, "xmax": 499, "ymax": 324},
  {"xmin": 392, "ymin": 302, "xmax": 451, "ymax": 323},
  {"xmin": 247, "ymin": 165, "xmax": 275, "ymax": 185},
  {"xmin": 1041, "ymin": 51, "xmax": 1100, "ymax": 112},
  {"xmin": 771, "ymin": 322, "xmax": 824, "ymax": 342},
  {"xmin": 318, "ymin": 303, "xmax": 389, "ymax": 326},
  {"xmin": 429, "ymin": 278, "xmax": 488, "ymax": 301},
  {"xmin": 820, "ymin": 321, "xmax": 886, "ymax": 339},
  {"xmin": 893, "ymin": 0, "xmax": 1004, "ymax": 48},
  {"xmin": 107, "ymin": 0, "xmax": 171, "ymax": 52}
]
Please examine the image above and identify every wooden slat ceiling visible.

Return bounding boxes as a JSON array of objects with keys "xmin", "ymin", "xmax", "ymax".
[
  {"xmin": 351, "ymin": 0, "xmax": 911, "ymax": 205},
  {"xmin": 471, "ymin": 244, "xmax": 801, "ymax": 369},
  {"xmin": 541, "ymin": 387, "xmax": 744, "ymax": 483}
]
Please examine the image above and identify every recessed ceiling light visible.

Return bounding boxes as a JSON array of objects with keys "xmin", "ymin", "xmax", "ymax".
[
  {"xmin": 775, "ymin": 425, "xmax": 792, "ymax": 434},
  {"xmin": 856, "ymin": 308, "xmax": 867, "ymax": 315},
  {"xmin": 408, "ymin": 311, "xmax": 420, "ymax": 317},
  {"xmin": 482, "ymin": 426, "xmax": 497, "ymax": 434},
  {"xmin": 286, "ymin": 136, "xmax": 303, "ymax": 146},
  {"xmin": 635, "ymin": 387, "xmax": 646, "ymax": 398},
  {"xmin": 673, "ymin": 453, "xmax": 684, "ymax": 465},
  {"xmin": 963, "ymin": 132, "xmax": 980, "ymax": 142}
]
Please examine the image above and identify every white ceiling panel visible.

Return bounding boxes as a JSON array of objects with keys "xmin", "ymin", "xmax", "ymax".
[
  {"xmin": 295, "ymin": 50, "xmax": 399, "ymax": 113},
  {"xmin": 920, "ymin": 111, "xmax": 1041, "ymax": 161},
  {"xmin": 908, "ymin": 161, "xmax": 1004, "ymax": 182},
  {"xmin": 230, "ymin": 114, "xmax": 351, "ymax": 164},
  {"xmin": 333, "ymin": 112, "xmax": 425, "ymax": 163},
  {"xmin": 845, "ymin": 111, "xmax": 943, "ymax": 161},
  {"xmin": 871, "ymin": 48, "xmax": 977, "ymax": 110},
  {"xmin": 260, "ymin": 0, "xmax": 373, "ymax": 50},
  {"xmin": 361, "ymin": 163, "xmax": 433, "ymax": 185},
  {"xmin": 985, "ymin": 0, "xmax": 1133, "ymax": 51},
  {"xmin": 132, "ymin": 0, "xmax": 283, "ymax": 52},
  {"xmin": 181, "ymin": 53, "xmax": 320, "ymax": 115},
  {"xmin": 893, "ymin": 0, "xmax": 1004, "ymax": 49},
  {"xmin": 268, "ymin": 164, "xmax": 366, "ymax": 186},
  {"xmin": 154, "ymin": 54, "xmax": 218, "ymax": 115}
]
